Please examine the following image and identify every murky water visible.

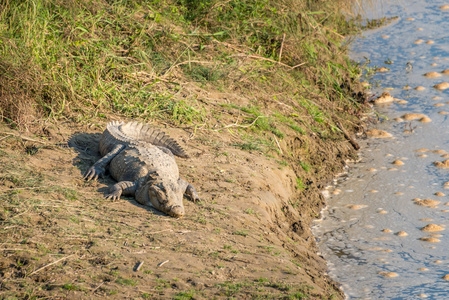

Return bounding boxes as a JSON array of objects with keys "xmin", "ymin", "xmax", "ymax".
[{"xmin": 313, "ymin": 1, "xmax": 449, "ymax": 299}]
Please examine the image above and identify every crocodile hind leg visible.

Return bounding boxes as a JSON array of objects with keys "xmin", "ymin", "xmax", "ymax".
[
  {"xmin": 178, "ymin": 178, "xmax": 199, "ymax": 202},
  {"xmin": 106, "ymin": 181, "xmax": 137, "ymax": 200},
  {"xmin": 84, "ymin": 144, "xmax": 125, "ymax": 181}
]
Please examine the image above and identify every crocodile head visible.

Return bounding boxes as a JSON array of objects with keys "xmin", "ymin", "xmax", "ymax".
[{"xmin": 148, "ymin": 182, "xmax": 185, "ymax": 218}]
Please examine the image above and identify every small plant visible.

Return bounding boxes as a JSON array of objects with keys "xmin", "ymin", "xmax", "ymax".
[
  {"xmin": 244, "ymin": 208, "xmax": 255, "ymax": 215},
  {"xmin": 233, "ymin": 230, "xmax": 248, "ymax": 237},
  {"xmin": 296, "ymin": 178, "xmax": 305, "ymax": 191}
]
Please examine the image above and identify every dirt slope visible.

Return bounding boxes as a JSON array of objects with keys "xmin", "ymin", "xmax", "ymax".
[{"xmin": 0, "ymin": 99, "xmax": 364, "ymax": 299}]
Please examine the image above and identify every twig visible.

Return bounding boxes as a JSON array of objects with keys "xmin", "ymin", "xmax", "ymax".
[
  {"xmin": 134, "ymin": 261, "xmax": 144, "ymax": 271},
  {"xmin": 28, "ymin": 255, "xmax": 74, "ymax": 276},
  {"xmin": 157, "ymin": 260, "xmax": 169, "ymax": 267},
  {"xmin": 0, "ymin": 132, "xmax": 47, "ymax": 144},
  {"xmin": 279, "ymin": 33, "xmax": 286, "ymax": 62},
  {"xmin": 274, "ymin": 136, "xmax": 283, "ymax": 154},
  {"xmin": 213, "ymin": 116, "xmax": 261, "ymax": 131},
  {"xmin": 0, "ymin": 134, "xmax": 12, "ymax": 142},
  {"xmin": 148, "ymin": 229, "xmax": 173, "ymax": 235},
  {"xmin": 92, "ymin": 282, "xmax": 104, "ymax": 293},
  {"xmin": 336, "ymin": 121, "xmax": 360, "ymax": 150}
]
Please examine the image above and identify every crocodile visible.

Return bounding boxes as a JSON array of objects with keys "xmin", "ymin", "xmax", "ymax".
[{"xmin": 84, "ymin": 121, "xmax": 199, "ymax": 217}]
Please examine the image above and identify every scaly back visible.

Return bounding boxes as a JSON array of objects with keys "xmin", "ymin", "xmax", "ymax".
[{"xmin": 100, "ymin": 121, "xmax": 189, "ymax": 158}]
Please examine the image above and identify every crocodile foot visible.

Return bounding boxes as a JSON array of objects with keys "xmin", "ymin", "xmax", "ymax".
[{"xmin": 84, "ymin": 166, "xmax": 105, "ymax": 181}]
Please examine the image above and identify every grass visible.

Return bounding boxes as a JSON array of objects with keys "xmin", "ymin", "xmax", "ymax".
[{"xmin": 0, "ymin": 0, "xmax": 370, "ymax": 299}]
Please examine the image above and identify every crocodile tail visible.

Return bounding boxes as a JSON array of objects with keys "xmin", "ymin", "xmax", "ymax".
[{"xmin": 105, "ymin": 121, "xmax": 189, "ymax": 158}]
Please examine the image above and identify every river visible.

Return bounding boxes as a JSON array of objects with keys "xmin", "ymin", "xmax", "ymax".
[{"xmin": 312, "ymin": 1, "xmax": 449, "ymax": 299}]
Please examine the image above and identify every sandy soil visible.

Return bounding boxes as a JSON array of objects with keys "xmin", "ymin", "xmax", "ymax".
[{"xmin": 0, "ymin": 105, "xmax": 363, "ymax": 299}]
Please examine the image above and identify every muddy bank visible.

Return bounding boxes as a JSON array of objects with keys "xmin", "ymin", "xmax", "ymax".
[
  {"xmin": 0, "ymin": 0, "xmax": 369, "ymax": 298},
  {"xmin": 0, "ymin": 100, "xmax": 366, "ymax": 299}
]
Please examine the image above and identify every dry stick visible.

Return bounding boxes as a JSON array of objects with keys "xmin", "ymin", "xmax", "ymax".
[
  {"xmin": 274, "ymin": 136, "xmax": 283, "ymax": 155},
  {"xmin": 134, "ymin": 261, "xmax": 144, "ymax": 272},
  {"xmin": 336, "ymin": 121, "xmax": 360, "ymax": 150},
  {"xmin": 92, "ymin": 282, "xmax": 104, "ymax": 293},
  {"xmin": 157, "ymin": 260, "xmax": 169, "ymax": 267},
  {"xmin": 0, "ymin": 134, "xmax": 12, "ymax": 142},
  {"xmin": 1, "ymin": 132, "xmax": 47, "ymax": 144},
  {"xmin": 279, "ymin": 33, "xmax": 286, "ymax": 62},
  {"xmin": 213, "ymin": 116, "xmax": 261, "ymax": 131},
  {"xmin": 28, "ymin": 254, "xmax": 74, "ymax": 276},
  {"xmin": 148, "ymin": 229, "xmax": 173, "ymax": 235}
]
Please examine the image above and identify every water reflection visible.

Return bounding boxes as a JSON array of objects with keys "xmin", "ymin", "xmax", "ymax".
[{"xmin": 313, "ymin": 1, "xmax": 449, "ymax": 299}]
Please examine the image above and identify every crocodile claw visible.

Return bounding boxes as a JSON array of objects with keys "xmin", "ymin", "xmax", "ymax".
[
  {"xmin": 106, "ymin": 185, "xmax": 122, "ymax": 200},
  {"xmin": 84, "ymin": 166, "xmax": 105, "ymax": 181}
]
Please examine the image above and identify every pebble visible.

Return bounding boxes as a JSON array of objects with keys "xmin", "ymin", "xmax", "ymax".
[
  {"xmin": 366, "ymin": 129, "xmax": 393, "ymax": 138},
  {"xmin": 433, "ymin": 159, "xmax": 449, "ymax": 167},
  {"xmin": 420, "ymin": 218, "xmax": 434, "ymax": 221},
  {"xmin": 418, "ymin": 154, "xmax": 428, "ymax": 157},
  {"xmin": 414, "ymin": 86, "xmax": 426, "ymax": 91},
  {"xmin": 394, "ymin": 192, "xmax": 404, "ymax": 195},
  {"xmin": 434, "ymin": 82, "xmax": 449, "ymax": 90},
  {"xmin": 415, "ymin": 148, "xmax": 429, "ymax": 152},
  {"xmin": 382, "ymin": 229, "xmax": 392, "ymax": 233},
  {"xmin": 420, "ymin": 224, "xmax": 444, "ymax": 232},
  {"xmin": 431, "ymin": 63, "xmax": 438, "ymax": 67},
  {"xmin": 392, "ymin": 160, "xmax": 404, "ymax": 166},
  {"xmin": 373, "ymin": 92, "xmax": 394, "ymax": 104},
  {"xmin": 332, "ymin": 189, "xmax": 341, "ymax": 195},
  {"xmin": 346, "ymin": 204, "xmax": 367, "ymax": 210},
  {"xmin": 378, "ymin": 210, "xmax": 388, "ymax": 214},
  {"xmin": 381, "ymin": 35, "xmax": 390, "ymax": 39},
  {"xmin": 367, "ymin": 168, "xmax": 377, "ymax": 172},
  {"xmin": 402, "ymin": 113, "xmax": 427, "ymax": 120},
  {"xmin": 424, "ymin": 71, "xmax": 441, "ymax": 78},
  {"xmin": 435, "ymin": 192, "xmax": 445, "ymax": 196},
  {"xmin": 433, "ymin": 103, "xmax": 445, "ymax": 107},
  {"xmin": 414, "ymin": 39, "xmax": 424, "ymax": 44},
  {"xmin": 438, "ymin": 111, "xmax": 449, "ymax": 115},
  {"xmin": 418, "ymin": 267, "xmax": 429, "ymax": 271},
  {"xmin": 440, "ymin": 5, "xmax": 449, "ymax": 9},
  {"xmin": 432, "ymin": 149, "xmax": 446, "ymax": 154},
  {"xmin": 419, "ymin": 237, "xmax": 440, "ymax": 242},
  {"xmin": 396, "ymin": 231, "xmax": 408, "ymax": 237},
  {"xmin": 442, "ymin": 69, "xmax": 449, "ymax": 75},
  {"xmin": 368, "ymin": 190, "xmax": 378, "ymax": 193},
  {"xmin": 414, "ymin": 199, "xmax": 441, "ymax": 207},
  {"xmin": 419, "ymin": 117, "xmax": 432, "ymax": 123},
  {"xmin": 375, "ymin": 67, "xmax": 389, "ymax": 72},
  {"xmin": 426, "ymin": 40, "xmax": 435, "ymax": 44},
  {"xmin": 379, "ymin": 271, "xmax": 398, "ymax": 278},
  {"xmin": 433, "ymin": 96, "xmax": 443, "ymax": 100}
]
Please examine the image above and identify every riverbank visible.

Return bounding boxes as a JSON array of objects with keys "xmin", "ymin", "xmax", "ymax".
[{"xmin": 0, "ymin": 1, "xmax": 368, "ymax": 298}]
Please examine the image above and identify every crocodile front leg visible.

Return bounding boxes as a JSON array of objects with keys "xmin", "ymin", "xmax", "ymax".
[
  {"xmin": 179, "ymin": 178, "xmax": 199, "ymax": 202},
  {"xmin": 84, "ymin": 144, "xmax": 125, "ymax": 181},
  {"xmin": 106, "ymin": 181, "xmax": 138, "ymax": 200}
]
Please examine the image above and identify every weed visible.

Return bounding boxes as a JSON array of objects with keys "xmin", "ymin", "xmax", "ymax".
[
  {"xmin": 173, "ymin": 290, "xmax": 196, "ymax": 300},
  {"xmin": 115, "ymin": 277, "xmax": 137, "ymax": 286},
  {"xmin": 299, "ymin": 162, "xmax": 311, "ymax": 172},
  {"xmin": 296, "ymin": 178, "xmax": 305, "ymax": 191},
  {"xmin": 233, "ymin": 230, "xmax": 248, "ymax": 237},
  {"xmin": 244, "ymin": 208, "xmax": 255, "ymax": 215}
]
